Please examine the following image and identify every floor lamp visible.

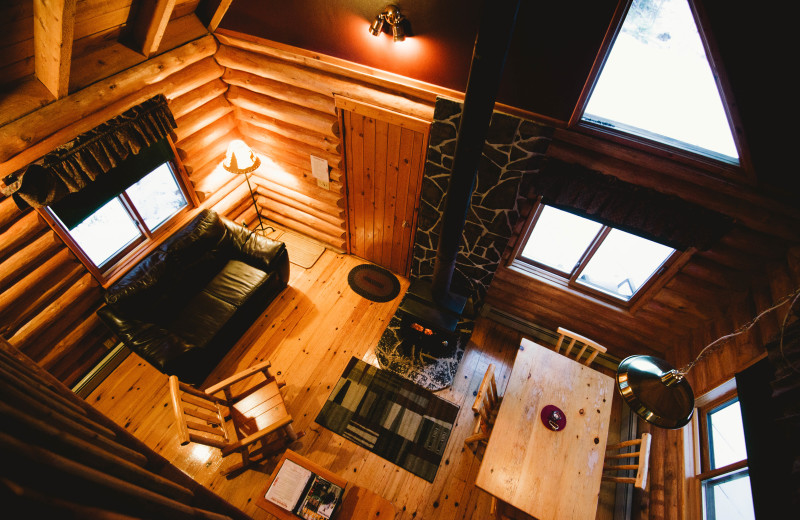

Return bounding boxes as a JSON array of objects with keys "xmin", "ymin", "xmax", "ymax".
[{"xmin": 222, "ymin": 140, "xmax": 272, "ymax": 234}]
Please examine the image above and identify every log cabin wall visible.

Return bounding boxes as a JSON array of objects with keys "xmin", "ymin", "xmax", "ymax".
[
  {"xmin": 0, "ymin": 10, "xmax": 255, "ymax": 387},
  {"xmin": 486, "ymin": 130, "xmax": 800, "ymax": 364},
  {"xmin": 213, "ymin": 30, "xmax": 443, "ymax": 251}
]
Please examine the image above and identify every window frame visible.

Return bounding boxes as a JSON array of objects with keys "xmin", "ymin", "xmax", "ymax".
[
  {"xmin": 689, "ymin": 382, "xmax": 754, "ymax": 520},
  {"xmin": 569, "ymin": 0, "xmax": 752, "ymax": 179},
  {"xmin": 509, "ymin": 200, "xmax": 680, "ymax": 308},
  {"xmin": 38, "ymin": 139, "xmax": 199, "ymax": 288}
]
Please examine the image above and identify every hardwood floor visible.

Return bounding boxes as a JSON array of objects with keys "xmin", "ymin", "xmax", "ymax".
[{"xmin": 87, "ymin": 249, "xmax": 621, "ymax": 519}]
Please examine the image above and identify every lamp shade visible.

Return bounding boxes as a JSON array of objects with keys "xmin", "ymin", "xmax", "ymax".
[
  {"xmin": 616, "ymin": 355, "xmax": 695, "ymax": 429},
  {"xmin": 222, "ymin": 140, "xmax": 261, "ymax": 174},
  {"xmin": 369, "ymin": 16, "xmax": 384, "ymax": 36}
]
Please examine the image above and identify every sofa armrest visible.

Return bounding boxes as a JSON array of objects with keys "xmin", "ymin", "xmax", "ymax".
[
  {"xmin": 220, "ymin": 217, "xmax": 290, "ymax": 284},
  {"xmin": 96, "ymin": 306, "xmax": 191, "ymax": 372}
]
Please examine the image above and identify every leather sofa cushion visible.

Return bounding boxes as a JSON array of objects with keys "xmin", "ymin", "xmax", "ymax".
[{"xmin": 204, "ymin": 260, "xmax": 272, "ymax": 307}]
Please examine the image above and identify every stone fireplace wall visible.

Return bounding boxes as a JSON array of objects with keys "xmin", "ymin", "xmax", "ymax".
[{"xmin": 411, "ymin": 97, "xmax": 553, "ymax": 307}]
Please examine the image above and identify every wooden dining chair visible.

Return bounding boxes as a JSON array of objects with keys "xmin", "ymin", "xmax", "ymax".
[
  {"xmin": 464, "ymin": 364, "xmax": 502, "ymax": 451},
  {"xmin": 554, "ymin": 327, "xmax": 607, "ymax": 366},
  {"xmin": 602, "ymin": 433, "xmax": 652, "ymax": 489},
  {"xmin": 169, "ymin": 360, "xmax": 303, "ymax": 476}
]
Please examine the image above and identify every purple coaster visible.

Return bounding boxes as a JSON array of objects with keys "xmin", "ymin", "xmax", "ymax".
[{"xmin": 541, "ymin": 404, "xmax": 566, "ymax": 431}]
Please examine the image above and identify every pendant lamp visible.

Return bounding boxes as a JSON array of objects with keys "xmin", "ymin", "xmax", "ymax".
[{"xmin": 617, "ymin": 288, "xmax": 800, "ymax": 429}]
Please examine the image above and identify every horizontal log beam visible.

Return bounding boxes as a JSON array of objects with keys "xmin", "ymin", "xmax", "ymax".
[
  {"xmin": 0, "ymin": 248, "xmax": 78, "ymax": 329},
  {"xmin": 0, "ymin": 211, "xmax": 46, "ymax": 261},
  {"xmin": 248, "ymin": 147, "xmax": 342, "ymax": 206},
  {"xmin": 214, "ymin": 38, "xmax": 436, "ymax": 121},
  {"xmin": 256, "ymin": 176, "xmax": 342, "ymax": 216},
  {"xmin": 0, "ymin": 35, "xmax": 218, "ymax": 181},
  {"xmin": 226, "ymin": 85, "xmax": 338, "ymax": 139},
  {"xmin": 169, "ymin": 77, "xmax": 228, "ymax": 120},
  {"xmin": 0, "ymin": 231, "xmax": 63, "ymax": 294},
  {"xmin": 174, "ymin": 113, "xmax": 236, "ymax": 161},
  {"xmin": 238, "ymin": 121, "xmax": 342, "ymax": 169},
  {"xmin": 0, "ymin": 197, "xmax": 24, "ymax": 231},
  {"xmin": 174, "ymin": 96, "xmax": 233, "ymax": 143},
  {"xmin": 257, "ymin": 194, "xmax": 344, "ymax": 239},
  {"xmin": 222, "ymin": 68, "xmax": 335, "ymax": 115},
  {"xmin": 234, "ymin": 107, "xmax": 340, "ymax": 155},
  {"xmin": 10, "ymin": 272, "xmax": 101, "ymax": 357},
  {"xmin": 259, "ymin": 188, "xmax": 344, "ymax": 227},
  {"xmin": 259, "ymin": 209, "xmax": 345, "ymax": 250}
]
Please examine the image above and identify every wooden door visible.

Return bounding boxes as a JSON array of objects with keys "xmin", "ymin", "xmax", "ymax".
[{"xmin": 337, "ymin": 97, "xmax": 429, "ymax": 276}]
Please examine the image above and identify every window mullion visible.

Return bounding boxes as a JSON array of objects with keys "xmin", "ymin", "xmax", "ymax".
[
  {"xmin": 119, "ymin": 192, "xmax": 153, "ymax": 238},
  {"xmin": 569, "ymin": 226, "xmax": 610, "ymax": 282}
]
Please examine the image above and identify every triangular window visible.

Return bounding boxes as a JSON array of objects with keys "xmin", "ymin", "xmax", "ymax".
[{"xmin": 581, "ymin": 0, "xmax": 739, "ymax": 164}]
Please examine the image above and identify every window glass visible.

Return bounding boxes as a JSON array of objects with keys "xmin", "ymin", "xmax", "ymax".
[
  {"xmin": 702, "ymin": 468, "xmax": 755, "ymax": 520},
  {"xmin": 125, "ymin": 163, "xmax": 188, "ymax": 231},
  {"xmin": 67, "ymin": 198, "xmax": 142, "ymax": 266},
  {"xmin": 516, "ymin": 204, "xmax": 675, "ymax": 303},
  {"xmin": 520, "ymin": 206, "xmax": 602, "ymax": 273},
  {"xmin": 582, "ymin": 0, "xmax": 738, "ymax": 163},
  {"xmin": 576, "ymin": 228, "xmax": 674, "ymax": 300},
  {"xmin": 707, "ymin": 399, "xmax": 748, "ymax": 470}
]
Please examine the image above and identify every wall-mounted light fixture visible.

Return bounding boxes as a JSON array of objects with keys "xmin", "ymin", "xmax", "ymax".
[{"xmin": 369, "ymin": 4, "xmax": 406, "ymax": 42}]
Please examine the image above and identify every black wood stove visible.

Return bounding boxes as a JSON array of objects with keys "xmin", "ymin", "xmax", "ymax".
[{"xmin": 396, "ymin": 0, "xmax": 520, "ymax": 357}]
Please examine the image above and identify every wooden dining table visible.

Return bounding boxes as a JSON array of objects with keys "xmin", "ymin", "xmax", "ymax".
[{"xmin": 475, "ymin": 338, "xmax": 614, "ymax": 520}]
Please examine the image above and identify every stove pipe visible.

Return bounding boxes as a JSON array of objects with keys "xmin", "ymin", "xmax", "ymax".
[{"xmin": 430, "ymin": 0, "xmax": 521, "ymax": 305}]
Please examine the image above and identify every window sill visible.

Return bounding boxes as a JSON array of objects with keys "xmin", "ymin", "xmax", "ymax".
[
  {"xmin": 99, "ymin": 207, "xmax": 205, "ymax": 288},
  {"xmin": 505, "ymin": 260, "xmax": 635, "ymax": 316}
]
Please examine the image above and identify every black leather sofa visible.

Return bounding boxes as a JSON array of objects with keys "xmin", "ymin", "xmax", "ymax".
[{"xmin": 97, "ymin": 209, "xmax": 289, "ymax": 385}]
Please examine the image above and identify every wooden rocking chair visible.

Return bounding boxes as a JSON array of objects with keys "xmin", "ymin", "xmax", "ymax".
[
  {"xmin": 465, "ymin": 364, "xmax": 502, "ymax": 451},
  {"xmin": 169, "ymin": 360, "xmax": 303, "ymax": 476}
]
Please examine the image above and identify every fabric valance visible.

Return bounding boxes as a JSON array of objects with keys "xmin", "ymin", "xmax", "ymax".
[
  {"xmin": 529, "ymin": 158, "xmax": 733, "ymax": 251},
  {"xmin": 8, "ymin": 94, "xmax": 176, "ymax": 209}
]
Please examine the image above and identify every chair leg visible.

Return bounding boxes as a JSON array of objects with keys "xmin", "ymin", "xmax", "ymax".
[{"xmin": 220, "ymin": 450, "xmax": 251, "ymax": 478}]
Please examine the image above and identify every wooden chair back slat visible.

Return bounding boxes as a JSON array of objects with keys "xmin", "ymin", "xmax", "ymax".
[
  {"xmin": 602, "ymin": 433, "xmax": 652, "ymax": 490},
  {"xmin": 554, "ymin": 327, "xmax": 607, "ymax": 367},
  {"xmin": 465, "ymin": 364, "xmax": 503, "ymax": 451}
]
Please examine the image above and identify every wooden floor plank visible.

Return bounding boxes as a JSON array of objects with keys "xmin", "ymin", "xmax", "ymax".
[{"xmin": 87, "ymin": 251, "xmax": 620, "ymax": 519}]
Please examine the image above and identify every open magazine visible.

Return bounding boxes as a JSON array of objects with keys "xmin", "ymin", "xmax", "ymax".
[{"xmin": 264, "ymin": 458, "xmax": 344, "ymax": 520}]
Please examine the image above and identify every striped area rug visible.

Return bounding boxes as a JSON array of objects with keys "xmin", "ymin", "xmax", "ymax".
[{"xmin": 315, "ymin": 357, "xmax": 459, "ymax": 482}]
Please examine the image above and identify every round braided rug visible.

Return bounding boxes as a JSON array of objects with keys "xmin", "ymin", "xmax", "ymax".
[{"xmin": 347, "ymin": 264, "xmax": 401, "ymax": 303}]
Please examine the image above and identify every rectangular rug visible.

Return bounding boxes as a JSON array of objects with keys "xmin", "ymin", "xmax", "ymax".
[
  {"xmin": 279, "ymin": 231, "xmax": 326, "ymax": 269},
  {"xmin": 315, "ymin": 357, "xmax": 459, "ymax": 482}
]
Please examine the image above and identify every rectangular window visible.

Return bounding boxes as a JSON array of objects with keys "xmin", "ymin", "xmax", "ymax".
[
  {"xmin": 514, "ymin": 203, "xmax": 675, "ymax": 304},
  {"xmin": 41, "ymin": 140, "xmax": 195, "ymax": 286},
  {"xmin": 697, "ymin": 392, "xmax": 756, "ymax": 520}
]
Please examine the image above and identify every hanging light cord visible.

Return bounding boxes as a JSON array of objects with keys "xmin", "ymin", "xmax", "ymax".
[
  {"xmin": 677, "ymin": 287, "xmax": 800, "ymax": 376},
  {"xmin": 779, "ymin": 289, "xmax": 800, "ymax": 375}
]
